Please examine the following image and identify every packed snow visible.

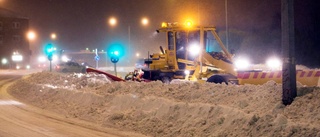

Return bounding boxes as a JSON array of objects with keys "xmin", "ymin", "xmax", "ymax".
[{"xmin": 8, "ymin": 71, "xmax": 320, "ymax": 137}]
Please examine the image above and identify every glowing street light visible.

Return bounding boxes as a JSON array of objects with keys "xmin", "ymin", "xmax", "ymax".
[
  {"xmin": 51, "ymin": 33, "xmax": 57, "ymax": 40},
  {"xmin": 1, "ymin": 58, "xmax": 8, "ymax": 65},
  {"xmin": 27, "ymin": 31, "xmax": 36, "ymax": 41},
  {"xmin": 136, "ymin": 53, "xmax": 140, "ymax": 57},
  {"xmin": 141, "ymin": 17, "xmax": 149, "ymax": 26},
  {"xmin": 109, "ymin": 17, "xmax": 117, "ymax": 26}
]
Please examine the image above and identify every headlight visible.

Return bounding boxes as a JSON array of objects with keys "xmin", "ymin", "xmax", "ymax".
[
  {"xmin": 188, "ymin": 44, "xmax": 200, "ymax": 56},
  {"xmin": 234, "ymin": 58, "xmax": 250, "ymax": 70},
  {"xmin": 61, "ymin": 55, "xmax": 70, "ymax": 62},
  {"xmin": 184, "ymin": 70, "xmax": 190, "ymax": 75},
  {"xmin": 266, "ymin": 57, "xmax": 281, "ymax": 70}
]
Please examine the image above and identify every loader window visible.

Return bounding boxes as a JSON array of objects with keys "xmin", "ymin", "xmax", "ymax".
[
  {"xmin": 175, "ymin": 30, "xmax": 200, "ymax": 69},
  {"xmin": 205, "ymin": 31, "xmax": 221, "ymax": 52}
]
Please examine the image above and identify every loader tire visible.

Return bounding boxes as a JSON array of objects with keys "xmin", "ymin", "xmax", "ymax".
[{"xmin": 207, "ymin": 75, "xmax": 228, "ymax": 84}]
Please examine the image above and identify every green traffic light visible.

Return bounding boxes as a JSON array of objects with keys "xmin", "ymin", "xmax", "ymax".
[
  {"xmin": 44, "ymin": 43, "xmax": 56, "ymax": 56},
  {"xmin": 114, "ymin": 51, "xmax": 119, "ymax": 56}
]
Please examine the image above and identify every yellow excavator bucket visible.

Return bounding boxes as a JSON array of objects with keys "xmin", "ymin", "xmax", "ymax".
[{"xmin": 237, "ymin": 70, "xmax": 320, "ymax": 86}]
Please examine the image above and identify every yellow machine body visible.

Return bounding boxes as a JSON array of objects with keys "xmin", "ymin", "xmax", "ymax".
[{"xmin": 142, "ymin": 22, "xmax": 319, "ymax": 86}]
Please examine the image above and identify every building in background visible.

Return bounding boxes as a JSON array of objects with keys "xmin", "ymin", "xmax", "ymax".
[{"xmin": 0, "ymin": 8, "xmax": 31, "ymax": 69}]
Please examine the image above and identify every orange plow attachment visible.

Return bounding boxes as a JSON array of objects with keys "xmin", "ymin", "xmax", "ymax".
[
  {"xmin": 86, "ymin": 67, "xmax": 125, "ymax": 82},
  {"xmin": 237, "ymin": 70, "xmax": 320, "ymax": 86}
]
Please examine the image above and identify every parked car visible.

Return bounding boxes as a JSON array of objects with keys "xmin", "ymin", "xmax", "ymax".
[{"xmin": 55, "ymin": 61, "xmax": 87, "ymax": 73}]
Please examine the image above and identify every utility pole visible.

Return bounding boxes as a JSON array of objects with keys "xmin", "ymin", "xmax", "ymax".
[
  {"xmin": 281, "ymin": 0, "xmax": 297, "ymax": 105},
  {"xmin": 225, "ymin": 0, "xmax": 229, "ymax": 51}
]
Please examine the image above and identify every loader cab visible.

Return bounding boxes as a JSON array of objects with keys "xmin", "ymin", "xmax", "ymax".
[{"xmin": 165, "ymin": 27, "xmax": 222, "ymax": 70}]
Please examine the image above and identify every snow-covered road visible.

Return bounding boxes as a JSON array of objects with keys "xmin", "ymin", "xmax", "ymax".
[{"xmin": 0, "ymin": 72, "xmax": 146, "ymax": 137}]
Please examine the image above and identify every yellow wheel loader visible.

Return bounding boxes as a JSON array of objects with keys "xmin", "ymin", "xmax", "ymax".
[{"xmin": 141, "ymin": 21, "xmax": 320, "ymax": 86}]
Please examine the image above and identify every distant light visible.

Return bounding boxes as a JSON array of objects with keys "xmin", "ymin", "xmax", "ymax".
[
  {"xmin": 141, "ymin": 17, "xmax": 149, "ymax": 26},
  {"xmin": 26, "ymin": 65, "xmax": 31, "ymax": 69},
  {"xmin": 1, "ymin": 58, "xmax": 8, "ymax": 64},
  {"xmin": 188, "ymin": 43, "xmax": 200, "ymax": 56},
  {"xmin": 61, "ymin": 55, "xmax": 70, "ymax": 62},
  {"xmin": 51, "ymin": 33, "xmax": 57, "ymax": 39},
  {"xmin": 136, "ymin": 53, "xmax": 140, "ymax": 57},
  {"xmin": 38, "ymin": 56, "xmax": 46, "ymax": 63},
  {"xmin": 27, "ymin": 31, "xmax": 36, "ymax": 41},
  {"xmin": 12, "ymin": 54, "xmax": 23, "ymax": 62},
  {"xmin": 52, "ymin": 55, "xmax": 58, "ymax": 62},
  {"xmin": 16, "ymin": 65, "xmax": 20, "ymax": 69},
  {"xmin": 234, "ymin": 58, "xmax": 250, "ymax": 70},
  {"xmin": 109, "ymin": 17, "xmax": 117, "ymax": 26},
  {"xmin": 86, "ymin": 48, "xmax": 89, "ymax": 50},
  {"xmin": 266, "ymin": 57, "xmax": 282, "ymax": 70}
]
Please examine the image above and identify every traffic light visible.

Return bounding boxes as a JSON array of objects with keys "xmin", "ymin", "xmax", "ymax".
[
  {"xmin": 44, "ymin": 43, "xmax": 56, "ymax": 61},
  {"xmin": 110, "ymin": 50, "xmax": 120, "ymax": 63}
]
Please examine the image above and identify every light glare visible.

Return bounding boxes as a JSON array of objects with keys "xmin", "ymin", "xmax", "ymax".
[
  {"xmin": 1, "ymin": 58, "xmax": 8, "ymax": 64},
  {"xmin": 234, "ymin": 58, "xmax": 250, "ymax": 70},
  {"xmin": 141, "ymin": 18, "xmax": 148, "ymax": 25},
  {"xmin": 38, "ymin": 56, "xmax": 46, "ymax": 63},
  {"xmin": 188, "ymin": 44, "xmax": 200, "ymax": 56},
  {"xmin": 266, "ymin": 58, "xmax": 281, "ymax": 70},
  {"xmin": 109, "ymin": 17, "xmax": 117, "ymax": 26}
]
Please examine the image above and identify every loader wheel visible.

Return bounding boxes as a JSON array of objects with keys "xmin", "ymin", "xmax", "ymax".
[
  {"xmin": 207, "ymin": 75, "xmax": 228, "ymax": 84},
  {"xmin": 161, "ymin": 76, "xmax": 171, "ymax": 84}
]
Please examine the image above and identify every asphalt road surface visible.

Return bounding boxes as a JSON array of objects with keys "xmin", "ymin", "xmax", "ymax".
[{"xmin": 0, "ymin": 70, "xmax": 145, "ymax": 137}]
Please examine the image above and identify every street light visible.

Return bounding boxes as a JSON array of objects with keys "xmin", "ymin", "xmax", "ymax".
[
  {"xmin": 51, "ymin": 33, "xmax": 57, "ymax": 40},
  {"xmin": 27, "ymin": 31, "xmax": 36, "ymax": 41},
  {"xmin": 1, "ymin": 58, "xmax": 8, "ymax": 65},
  {"xmin": 109, "ymin": 17, "xmax": 117, "ymax": 26},
  {"xmin": 108, "ymin": 17, "xmax": 150, "ymax": 64},
  {"xmin": 141, "ymin": 17, "xmax": 149, "ymax": 26}
]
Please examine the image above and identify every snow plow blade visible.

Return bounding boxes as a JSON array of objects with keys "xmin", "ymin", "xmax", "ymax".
[
  {"xmin": 237, "ymin": 70, "xmax": 320, "ymax": 87},
  {"xmin": 86, "ymin": 67, "xmax": 125, "ymax": 82}
]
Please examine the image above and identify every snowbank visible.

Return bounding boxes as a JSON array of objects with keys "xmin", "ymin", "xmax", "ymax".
[{"xmin": 8, "ymin": 72, "xmax": 320, "ymax": 137}]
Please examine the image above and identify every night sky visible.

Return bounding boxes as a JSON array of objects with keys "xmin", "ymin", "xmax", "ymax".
[{"xmin": 1, "ymin": 0, "xmax": 319, "ymax": 67}]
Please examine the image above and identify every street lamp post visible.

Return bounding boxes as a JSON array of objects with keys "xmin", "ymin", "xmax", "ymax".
[
  {"xmin": 225, "ymin": 0, "xmax": 229, "ymax": 51},
  {"xmin": 108, "ymin": 17, "xmax": 149, "ymax": 64}
]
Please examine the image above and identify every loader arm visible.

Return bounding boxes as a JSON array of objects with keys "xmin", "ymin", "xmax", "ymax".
[{"xmin": 200, "ymin": 51, "xmax": 237, "ymax": 76}]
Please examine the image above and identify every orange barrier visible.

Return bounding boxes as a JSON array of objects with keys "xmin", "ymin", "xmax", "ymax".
[{"xmin": 237, "ymin": 70, "xmax": 320, "ymax": 86}]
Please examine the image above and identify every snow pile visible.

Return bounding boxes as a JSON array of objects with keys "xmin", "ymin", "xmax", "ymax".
[{"xmin": 8, "ymin": 72, "xmax": 320, "ymax": 137}]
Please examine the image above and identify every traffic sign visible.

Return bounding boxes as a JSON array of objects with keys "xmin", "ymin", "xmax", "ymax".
[{"xmin": 95, "ymin": 55, "xmax": 100, "ymax": 61}]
